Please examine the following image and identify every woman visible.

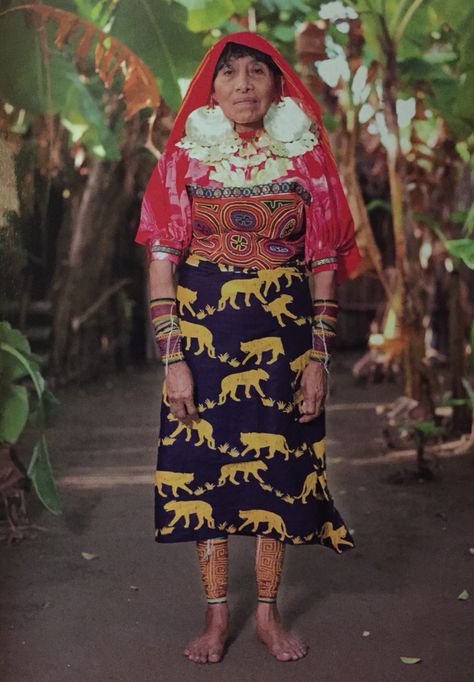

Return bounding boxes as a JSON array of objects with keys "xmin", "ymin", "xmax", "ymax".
[{"xmin": 135, "ymin": 32, "xmax": 360, "ymax": 664}]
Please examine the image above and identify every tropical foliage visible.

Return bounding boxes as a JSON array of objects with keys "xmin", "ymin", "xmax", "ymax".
[{"xmin": 0, "ymin": 322, "xmax": 61, "ymax": 515}]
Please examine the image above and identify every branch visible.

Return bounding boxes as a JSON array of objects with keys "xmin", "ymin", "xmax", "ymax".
[
  {"xmin": 71, "ymin": 278, "xmax": 132, "ymax": 331},
  {"xmin": 394, "ymin": 0, "xmax": 426, "ymax": 46}
]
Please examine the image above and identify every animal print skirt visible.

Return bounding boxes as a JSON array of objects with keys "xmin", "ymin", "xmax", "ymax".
[{"xmin": 154, "ymin": 253, "xmax": 355, "ymax": 553}]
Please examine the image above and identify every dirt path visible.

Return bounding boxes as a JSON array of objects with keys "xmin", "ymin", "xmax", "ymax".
[{"xmin": 1, "ymin": 356, "xmax": 473, "ymax": 681}]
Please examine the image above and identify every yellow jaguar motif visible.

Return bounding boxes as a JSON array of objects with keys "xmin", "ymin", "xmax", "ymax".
[
  {"xmin": 238, "ymin": 509, "xmax": 292, "ymax": 541},
  {"xmin": 155, "ymin": 471, "xmax": 194, "ymax": 497},
  {"xmin": 168, "ymin": 414, "xmax": 216, "ymax": 449},
  {"xmin": 164, "ymin": 500, "xmax": 215, "ymax": 530},
  {"xmin": 218, "ymin": 368, "xmax": 269, "ymax": 404},
  {"xmin": 319, "ymin": 522, "xmax": 354, "ymax": 553},
  {"xmin": 289, "ymin": 350, "xmax": 310, "ymax": 381},
  {"xmin": 240, "ymin": 432, "xmax": 293, "ymax": 460},
  {"xmin": 311, "ymin": 438, "xmax": 326, "ymax": 467},
  {"xmin": 181, "ymin": 319, "xmax": 216, "ymax": 357},
  {"xmin": 240, "ymin": 336, "xmax": 284, "ymax": 365},
  {"xmin": 217, "ymin": 278, "xmax": 266, "ymax": 311},
  {"xmin": 257, "ymin": 267, "xmax": 304, "ymax": 295},
  {"xmin": 177, "ymin": 285, "xmax": 198, "ymax": 316},
  {"xmin": 262, "ymin": 294, "xmax": 297, "ymax": 327},
  {"xmin": 295, "ymin": 471, "xmax": 330, "ymax": 503},
  {"xmin": 218, "ymin": 461, "xmax": 268, "ymax": 486}
]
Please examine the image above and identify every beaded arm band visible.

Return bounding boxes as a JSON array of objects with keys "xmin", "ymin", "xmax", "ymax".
[
  {"xmin": 310, "ymin": 298, "xmax": 338, "ymax": 370},
  {"xmin": 150, "ymin": 297, "xmax": 185, "ymax": 368}
]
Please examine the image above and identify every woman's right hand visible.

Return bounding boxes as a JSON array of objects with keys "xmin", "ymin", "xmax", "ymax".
[{"xmin": 165, "ymin": 361, "xmax": 199, "ymax": 426}]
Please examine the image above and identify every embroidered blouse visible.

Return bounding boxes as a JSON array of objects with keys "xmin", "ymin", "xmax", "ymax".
[{"xmin": 136, "ymin": 130, "xmax": 360, "ymax": 283}]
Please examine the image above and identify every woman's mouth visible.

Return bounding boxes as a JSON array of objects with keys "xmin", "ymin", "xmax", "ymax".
[{"xmin": 233, "ymin": 98, "xmax": 257, "ymax": 105}]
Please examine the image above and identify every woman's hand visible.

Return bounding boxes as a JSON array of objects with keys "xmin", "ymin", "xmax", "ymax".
[
  {"xmin": 165, "ymin": 361, "xmax": 199, "ymax": 426},
  {"xmin": 297, "ymin": 361, "xmax": 328, "ymax": 423}
]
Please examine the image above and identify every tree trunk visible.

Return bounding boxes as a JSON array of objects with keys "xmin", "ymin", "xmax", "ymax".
[
  {"xmin": 449, "ymin": 270, "xmax": 471, "ymax": 433},
  {"xmin": 50, "ymin": 120, "xmax": 140, "ymax": 383},
  {"xmin": 379, "ymin": 18, "xmax": 429, "ymax": 410}
]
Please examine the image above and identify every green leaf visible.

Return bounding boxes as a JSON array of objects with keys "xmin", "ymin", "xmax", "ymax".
[
  {"xmin": 441, "ymin": 398, "xmax": 469, "ymax": 407},
  {"xmin": 176, "ymin": 0, "xmax": 237, "ymax": 32},
  {"xmin": 469, "ymin": 324, "xmax": 474, "ymax": 372},
  {"xmin": 461, "ymin": 378, "xmax": 474, "ymax": 407},
  {"xmin": 0, "ymin": 323, "xmax": 33, "ymax": 381},
  {"xmin": 366, "ymin": 199, "xmax": 392, "ymax": 214},
  {"xmin": 273, "ymin": 24, "xmax": 296, "ymax": 43},
  {"xmin": 463, "ymin": 203, "xmax": 474, "ymax": 237},
  {"xmin": 0, "ymin": 383, "xmax": 29, "ymax": 444},
  {"xmin": 457, "ymin": 589, "xmax": 469, "ymax": 600},
  {"xmin": 400, "ymin": 657, "xmax": 422, "ymax": 664},
  {"xmin": 110, "ymin": 0, "xmax": 202, "ymax": 111},
  {"xmin": 0, "ymin": 11, "xmax": 120, "ymax": 159},
  {"xmin": 444, "ymin": 238, "xmax": 474, "ymax": 269},
  {"xmin": 30, "ymin": 388, "xmax": 60, "ymax": 430},
  {"xmin": 61, "ymin": 72, "xmax": 121, "ymax": 160},
  {"xmin": 27, "ymin": 436, "xmax": 62, "ymax": 515}
]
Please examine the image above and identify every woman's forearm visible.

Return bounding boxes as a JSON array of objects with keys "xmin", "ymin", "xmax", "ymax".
[
  {"xmin": 149, "ymin": 260, "xmax": 178, "ymax": 298},
  {"xmin": 311, "ymin": 270, "xmax": 336, "ymax": 300}
]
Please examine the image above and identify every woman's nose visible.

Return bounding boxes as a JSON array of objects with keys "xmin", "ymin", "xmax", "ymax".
[{"xmin": 235, "ymin": 71, "xmax": 252, "ymax": 91}]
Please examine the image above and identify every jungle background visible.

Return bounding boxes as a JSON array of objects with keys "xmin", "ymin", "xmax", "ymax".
[{"xmin": 0, "ymin": 1, "xmax": 473, "ymax": 680}]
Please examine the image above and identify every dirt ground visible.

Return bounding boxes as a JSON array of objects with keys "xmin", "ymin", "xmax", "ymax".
[{"xmin": 1, "ymin": 354, "xmax": 473, "ymax": 682}]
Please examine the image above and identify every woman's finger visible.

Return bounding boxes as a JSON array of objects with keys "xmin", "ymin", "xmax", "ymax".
[
  {"xmin": 171, "ymin": 401, "xmax": 187, "ymax": 421},
  {"xmin": 184, "ymin": 398, "xmax": 199, "ymax": 421}
]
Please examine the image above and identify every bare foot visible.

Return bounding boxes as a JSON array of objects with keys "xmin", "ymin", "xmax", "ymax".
[
  {"xmin": 256, "ymin": 602, "xmax": 308, "ymax": 662},
  {"xmin": 183, "ymin": 603, "xmax": 229, "ymax": 664}
]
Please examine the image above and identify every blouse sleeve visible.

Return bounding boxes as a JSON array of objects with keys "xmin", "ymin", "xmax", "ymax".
[
  {"xmin": 135, "ymin": 145, "xmax": 192, "ymax": 265},
  {"xmin": 300, "ymin": 143, "xmax": 361, "ymax": 285}
]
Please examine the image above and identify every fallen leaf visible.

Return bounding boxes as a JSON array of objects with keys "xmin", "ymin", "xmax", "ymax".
[
  {"xmin": 362, "ymin": 630, "xmax": 370, "ymax": 637},
  {"xmin": 81, "ymin": 552, "xmax": 98, "ymax": 560},
  {"xmin": 469, "ymin": 548, "xmax": 474, "ymax": 555},
  {"xmin": 130, "ymin": 585, "xmax": 139, "ymax": 591},
  {"xmin": 400, "ymin": 657, "xmax": 422, "ymax": 664},
  {"xmin": 457, "ymin": 590, "xmax": 469, "ymax": 600}
]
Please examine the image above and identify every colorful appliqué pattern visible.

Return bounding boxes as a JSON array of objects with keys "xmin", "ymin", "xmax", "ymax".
[{"xmin": 187, "ymin": 182, "xmax": 309, "ymax": 269}]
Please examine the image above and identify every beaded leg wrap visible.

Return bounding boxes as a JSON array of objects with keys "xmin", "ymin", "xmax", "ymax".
[
  {"xmin": 196, "ymin": 537, "xmax": 228, "ymax": 604},
  {"xmin": 255, "ymin": 535, "xmax": 285, "ymax": 603}
]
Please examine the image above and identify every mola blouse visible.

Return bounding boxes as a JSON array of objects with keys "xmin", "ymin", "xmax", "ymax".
[{"xmin": 135, "ymin": 130, "xmax": 360, "ymax": 284}]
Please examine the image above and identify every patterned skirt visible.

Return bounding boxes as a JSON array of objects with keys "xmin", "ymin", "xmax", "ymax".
[{"xmin": 154, "ymin": 253, "xmax": 355, "ymax": 554}]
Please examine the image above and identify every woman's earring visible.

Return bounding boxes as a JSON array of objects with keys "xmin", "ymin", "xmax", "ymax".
[
  {"xmin": 263, "ymin": 96, "xmax": 312, "ymax": 143},
  {"xmin": 185, "ymin": 104, "xmax": 235, "ymax": 145}
]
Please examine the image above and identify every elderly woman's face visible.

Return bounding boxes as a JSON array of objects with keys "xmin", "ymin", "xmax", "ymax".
[{"xmin": 212, "ymin": 56, "xmax": 276, "ymax": 132}]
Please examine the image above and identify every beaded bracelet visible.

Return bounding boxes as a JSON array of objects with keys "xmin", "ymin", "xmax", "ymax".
[
  {"xmin": 310, "ymin": 298, "xmax": 338, "ymax": 371},
  {"xmin": 150, "ymin": 297, "xmax": 185, "ymax": 368}
]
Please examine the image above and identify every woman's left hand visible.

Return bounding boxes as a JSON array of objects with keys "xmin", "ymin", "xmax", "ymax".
[{"xmin": 297, "ymin": 361, "xmax": 328, "ymax": 423}]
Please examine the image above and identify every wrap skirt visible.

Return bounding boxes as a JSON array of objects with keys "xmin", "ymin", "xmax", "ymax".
[{"xmin": 154, "ymin": 253, "xmax": 355, "ymax": 553}]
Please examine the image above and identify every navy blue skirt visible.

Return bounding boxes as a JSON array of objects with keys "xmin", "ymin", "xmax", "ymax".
[{"xmin": 154, "ymin": 254, "xmax": 355, "ymax": 553}]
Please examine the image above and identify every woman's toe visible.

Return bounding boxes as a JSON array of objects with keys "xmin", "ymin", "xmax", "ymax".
[{"xmin": 275, "ymin": 649, "xmax": 291, "ymax": 661}]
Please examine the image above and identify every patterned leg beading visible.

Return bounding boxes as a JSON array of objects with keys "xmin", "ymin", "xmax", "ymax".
[
  {"xmin": 196, "ymin": 537, "xmax": 228, "ymax": 604},
  {"xmin": 255, "ymin": 535, "xmax": 285, "ymax": 603}
]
